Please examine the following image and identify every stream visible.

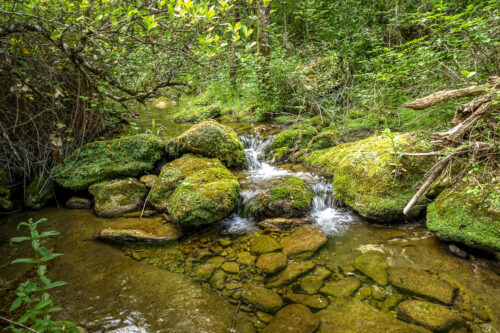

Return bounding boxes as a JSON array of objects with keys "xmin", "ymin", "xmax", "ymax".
[{"xmin": 1, "ymin": 108, "xmax": 499, "ymax": 332}]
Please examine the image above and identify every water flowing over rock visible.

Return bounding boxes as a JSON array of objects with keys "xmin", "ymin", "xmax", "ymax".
[
  {"xmin": 354, "ymin": 251, "xmax": 389, "ymax": 286},
  {"xmin": 398, "ymin": 300, "xmax": 464, "ymax": 331},
  {"xmin": 250, "ymin": 235, "xmax": 282, "ymax": 255},
  {"xmin": 98, "ymin": 218, "xmax": 182, "ymax": 242},
  {"xmin": 52, "ymin": 134, "xmax": 164, "ymax": 191},
  {"xmin": 89, "ymin": 178, "xmax": 148, "ymax": 217},
  {"xmin": 319, "ymin": 277, "xmax": 361, "ymax": 297},
  {"xmin": 263, "ymin": 304, "xmax": 320, "ymax": 333},
  {"xmin": 149, "ymin": 155, "xmax": 240, "ymax": 227}
]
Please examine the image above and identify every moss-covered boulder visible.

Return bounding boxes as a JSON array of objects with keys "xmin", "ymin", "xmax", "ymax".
[
  {"xmin": 306, "ymin": 131, "xmax": 339, "ymax": 152},
  {"xmin": 267, "ymin": 124, "xmax": 318, "ymax": 161},
  {"xmin": 249, "ymin": 176, "xmax": 313, "ymax": 220},
  {"xmin": 171, "ymin": 104, "xmax": 221, "ymax": 123},
  {"xmin": 149, "ymin": 155, "xmax": 240, "ymax": 227},
  {"xmin": 25, "ymin": 172, "xmax": 54, "ymax": 209},
  {"xmin": 52, "ymin": 134, "xmax": 164, "ymax": 190},
  {"xmin": 175, "ymin": 120, "xmax": 247, "ymax": 168},
  {"xmin": 305, "ymin": 133, "xmax": 432, "ymax": 222},
  {"xmin": 89, "ymin": 178, "xmax": 148, "ymax": 217},
  {"xmin": 427, "ymin": 181, "xmax": 500, "ymax": 255}
]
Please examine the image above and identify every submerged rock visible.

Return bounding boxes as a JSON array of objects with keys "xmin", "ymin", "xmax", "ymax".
[
  {"xmin": 89, "ymin": 178, "xmax": 148, "ymax": 218},
  {"xmin": 319, "ymin": 277, "xmax": 361, "ymax": 297},
  {"xmin": 25, "ymin": 172, "xmax": 54, "ymax": 209},
  {"xmin": 280, "ymin": 225, "xmax": 327, "ymax": 259},
  {"xmin": 66, "ymin": 197, "xmax": 92, "ymax": 209},
  {"xmin": 256, "ymin": 252, "xmax": 288, "ymax": 274},
  {"xmin": 52, "ymin": 134, "xmax": 164, "ymax": 190},
  {"xmin": 149, "ymin": 155, "xmax": 240, "ymax": 227},
  {"xmin": 389, "ymin": 267, "xmax": 456, "ymax": 304},
  {"xmin": 354, "ymin": 251, "xmax": 389, "ymax": 286},
  {"xmin": 283, "ymin": 293, "xmax": 329, "ymax": 310},
  {"xmin": 250, "ymin": 235, "xmax": 282, "ymax": 255},
  {"xmin": 305, "ymin": 133, "xmax": 432, "ymax": 222},
  {"xmin": 398, "ymin": 300, "xmax": 464, "ymax": 331},
  {"xmin": 98, "ymin": 218, "xmax": 182, "ymax": 242},
  {"xmin": 249, "ymin": 176, "xmax": 313, "ymax": 220},
  {"xmin": 264, "ymin": 304, "xmax": 320, "ymax": 333},
  {"xmin": 241, "ymin": 285, "xmax": 284, "ymax": 313},
  {"xmin": 210, "ymin": 270, "xmax": 226, "ymax": 290},
  {"xmin": 299, "ymin": 266, "xmax": 331, "ymax": 295},
  {"xmin": 192, "ymin": 256, "xmax": 225, "ymax": 281},
  {"xmin": 266, "ymin": 261, "xmax": 316, "ymax": 288},
  {"xmin": 426, "ymin": 181, "xmax": 500, "ymax": 255},
  {"xmin": 258, "ymin": 217, "xmax": 311, "ymax": 231},
  {"xmin": 317, "ymin": 298, "xmax": 430, "ymax": 333},
  {"xmin": 175, "ymin": 120, "xmax": 247, "ymax": 168}
]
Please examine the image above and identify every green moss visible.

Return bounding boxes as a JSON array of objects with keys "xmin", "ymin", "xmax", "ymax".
[
  {"xmin": 306, "ymin": 131, "xmax": 339, "ymax": 152},
  {"xmin": 149, "ymin": 155, "xmax": 240, "ymax": 227},
  {"xmin": 268, "ymin": 124, "xmax": 318, "ymax": 153},
  {"xmin": 169, "ymin": 104, "xmax": 222, "ymax": 123},
  {"xmin": 89, "ymin": 178, "xmax": 148, "ymax": 217},
  {"xmin": 0, "ymin": 169, "xmax": 8, "ymax": 186},
  {"xmin": 0, "ymin": 186, "xmax": 13, "ymax": 210},
  {"xmin": 25, "ymin": 172, "xmax": 54, "ymax": 209},
  {"xmin": 427, "ymin": 181, "xmax": 500, "ymax": 253},
  {"xmin": 305, "ymin": 133, "xmax": 433, "ymax": 222},
  {"xmin": 176, "ymin": 120, "xmax": 247, "ymax": 168},
  {"xmin": 250, "ymin": 176, "xmax": 313, "ymax": 219},
  {"xmin": 269, "ymin": 147, "xmax": 291, "ymax": 162},
  {"xmin": 52, "ymin": 134, "xmax": 164, "ymax": 190}
]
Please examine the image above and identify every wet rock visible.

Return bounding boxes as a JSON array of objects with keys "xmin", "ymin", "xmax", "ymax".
[
  {"xmin": 281, "ymin": 225, "xmax": 327, "ymax": 259},
  {"xmin": 300, "ymin": 267, "xmax": 331, "ymax": 295},
  {"xmin": 258, "ymin": 217, "xmax": 312, "ymax": 231},
  {"xmin": 210, "ymin": 270, "xmax": 226, "ymax": 290},
  {"xmin": 192, "ymin": 256, "xmax": 225, "ymax": 281},
  {"xmin": 52, "ymin": 134, "xmax": 164, "ymax": 190},
  {"xmin": 250, "ymin": 235, "xmax": 281, "ymax": 255},
  {"xmin": 267, "ymin": 123, "xmax": 318, "ymax": 161},
  {"xmin": 389, "ymin": 267, "xmax": 456, "ymax": 304},
  {"xmin": 25, "ymin": 172, "xmax": 54, "ymax": 209},
  {"xmin": 305, "ymin": 133, "xmax": 433, "ymax": 222},
  {"xmin": 283, "ymin": 293, "xmax": 329, "ymax": 310},
  {"xmin": 149, "ymin": 155, "xmax": 240, "ymax": 227},
  {"xmin": 447, "ymin": 244, "xmax": 468, "ymax": 259},
  {"xmin": 123, "ymin": 210, "xmax": 157, "ymax": 218},
  {"xmin": 219, "ymin": 238, "xmax": 232, "ymax": 247},
  {"xmin": 139, "ymin": 174, "xmax": 158, "ymax": 188},
  {"xmin": 381, "ymin": 293, "xmax": 404, "ymax": 312},
  {"xmin": 89, "ymin": 178, "xmax": 148, "ymax": 217},
  {"xmin": 317, "ymin": 298, "xmax": 430, "ymax": 333},
  {"xmin": 319, "ymin": 277, "xmax": 361, "ymax": 297},
  {"xmin": 354, "ymin": 251, "xmax": 389, "ymax": 286},
  {"xmin": 359, "ymin": 287, "xmax": 372, "ymax": 299},
  {"xmin": 256, "ymin": 252, "xmax": 287, "ymax": 274},
  {"xmin": 264, "ymin": 304, "xmax": 320, "ymax": 333},
  {"xmin": 175, "ymin": 120, "xmax": 247, "ymax": 168},
  {"xmin": 256, "ymin": 311, "xmax": 273, "ymax": 323},
  {"xmin": 241, "ymin": 285, "xmax": 284, "ymax": 313},
  {"xmin": 98, "ymin": 218, "xmax": 182, "ymax": 242},
  {"xmin": 427, "ymin": 181, "xmax": 500, "ymax": 255},
  {"xmin": 66, "ymin": 197, "xmax": 92, "ymax": 209},
  {"xmin": 398, "ymin": 300, "xmax": 464, "ymax": 331},
  {"xmin": 237, "ymin": 251, "xmax": 256, "ymax": 265},
  {"xmin": 266, "ymin": 261, "xmax": 316, "ymax": 288},
  {"xmin": 249, "ymin": 176, "xmax": 314, "ymax": 220},
  {"xmin": 221, "ymin": 262, "xmax": 240, "ymax": 274}
]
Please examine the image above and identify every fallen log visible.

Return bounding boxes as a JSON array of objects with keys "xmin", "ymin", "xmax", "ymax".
[{"xmin": 404, "ymin": 85, "xmax": 485, "ymax": 110}]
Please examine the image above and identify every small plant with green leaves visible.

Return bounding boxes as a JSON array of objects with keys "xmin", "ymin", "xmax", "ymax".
[
  {"xmin": 5, "ymin": 217, "xmax": 69, "ymax": 333},
  {"xmin": 381, "ymin": 128, "xmax": 406, "ymax": 179}
]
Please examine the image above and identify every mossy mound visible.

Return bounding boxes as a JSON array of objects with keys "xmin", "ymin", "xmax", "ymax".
[
  {"xmin": 267, "ymin": 124, "xmax": 318, "ymax": 161},
  {"xmin": 175, "ymin": 120, "xmax": 247, "ymax": 169},
  {"xmin": 149, "ymin": 155, "xmax": 240, "ymax": 227},
  {"xmin": 89, "ymin": 178, "xmax": 148, "ymax": 217},
  {"xmin": 0, "ymin": 187, "xmax": 13, "ymax": 210},
  {"xmin": 52, "ymin": 134, "xmax": 164, "ymax": 190},
  {"xmin": 249, "ymin": 176, "xmax": 313, "ymax": 220},
  {"xmin": 170, "ymin": 104, "xmax": 221, "ymax": 123},
  {"xmin": 25, "ymin": 172, "xmax": 54, "ymax": 209},
  {"xmin": 305, "ymin": 133, "xmax": 433, "ymax": 222},
  {"xmin": 427, "ymin": 181, "xmax": 500, "ymax": 254},
  {"xmin": 306, "ymin": 131, "xmax": 339, "ymax": 152}
]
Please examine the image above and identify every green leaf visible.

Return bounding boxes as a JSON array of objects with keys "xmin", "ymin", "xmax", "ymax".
[
  {"xmin": 9, "ymin": 297, "xmax": 24, "ymax": 311},
  {"xmin": 39, "ymin": 230, "xmax": 60, "ymax": 238},
  {"xmin": 10, "ymin": 237, "xmax": 31, "ymax": 244},
  {"xmin": 11, "ymin": 258, "xmax": 38, "ymax": 264}
]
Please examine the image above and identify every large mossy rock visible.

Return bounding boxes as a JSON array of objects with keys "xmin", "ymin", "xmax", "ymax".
[
  {"xmin": 149, "ymin": 155, "xmax": 240, "ymax": 227},
  {"xmin": 175, "ymin": 120, "xmax": 247, "ymax": 169},
  {"xmin": 249, "ymin": 176, "xmax": 313, "ymax": 220},
  {"xmin": 89, "ymin": 178, "xmax": 148, "ymax": 217},
  {"xmin": 427, "ymin": 181, "xmax": 500, "ymax": 255},
  {"xmin": 305, "ymin": 133, "xmax": 432, "ymax": 222},
  {"xmin": 267, "ymin": 124, "xmax": 318, "ymax": 160},
  {"xmin": 52, "ymin": 134, "xmax": 164, "ymax": 190}
]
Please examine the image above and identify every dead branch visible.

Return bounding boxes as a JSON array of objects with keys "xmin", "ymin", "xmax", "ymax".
[{"xmin": 404, "ymin": 85, "xmax": 485, "ymax": 110}]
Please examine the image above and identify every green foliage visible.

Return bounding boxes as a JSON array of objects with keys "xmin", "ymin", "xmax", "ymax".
[
  {"xmin": 381, "ymin": 128, "xmax": 405, "ymax": 178},
  {"xmin": 8, "ymin": 218, "xmax": 68, "ymax": 333}
]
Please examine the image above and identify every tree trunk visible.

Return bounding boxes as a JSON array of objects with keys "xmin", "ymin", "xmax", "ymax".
[{"xmin": 257, "ymin": 0, "xmax": 271, "ymax": 57}]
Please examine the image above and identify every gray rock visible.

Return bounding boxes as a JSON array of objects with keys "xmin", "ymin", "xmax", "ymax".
[{"xmin": 66, "ymin": 197, "xmax": 92, "ymax": 209}]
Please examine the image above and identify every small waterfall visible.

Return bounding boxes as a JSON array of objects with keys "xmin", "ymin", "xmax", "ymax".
[{"xmin": 240, "ymin": 134, "xmax": 290, "ymax": 180}]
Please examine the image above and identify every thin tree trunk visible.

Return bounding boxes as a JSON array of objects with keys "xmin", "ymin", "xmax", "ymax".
[{"xmin": 257, "ymin": 0, "xmax": 271, "ymax": 57}]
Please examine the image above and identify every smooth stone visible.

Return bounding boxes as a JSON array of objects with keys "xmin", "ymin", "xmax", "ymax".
[
  {"xmin": 398, "ymin": 300, "xmax": 464, "ymax": 331},
  {"xmin": 221, "ymin": 262, "xmax": 240, "ymax": 274},
  {"xmin": 280, "ymin": 225, "xmax": 327, "ymax": 259},
  {"xmin": 256, "ymin": 311, "xmax": 273, "ymax": 323},
  {"xmin": 98, "ymin": 218, "xmax": 182, "ymax": 242},
  {"xmin": 240, "ymin": 285, "xmax": 284, "ymax": 313},
  {"xmin": 319, "ymin": 277, "xmax": 361, "ymax": 297},
  {"xmin": 192, "ymin": 256, "xmax": 225, "ymax": 281},
  {"xmin": 250, "ymin": 235, "xmax": 281, "ymax": 255},
  {"xmin": 237, "ymin": 251, "xmax": 256, "ymax": 266},
  {"xmin": 264, "ymin": 304, "xmax": 320, "ymax": 333},
  {"xmin": 258, "ymin": 217, "xmax": 312, "ymax": 231},
  {"xmin": 266, "ymin": 261, "xmax": 316, "ymax": 288},
  {"xmin": 139, "ymin": 174, "xmax": 158, "ymax": 188},
  {"xmin": 359, "ymin": 287, "xmax": 372, "ymax": 299},
  {"xmin": 219, "ymin": 238, "xmax": 232, "ymax": 247},
  {"xmin": 389, "ymin": 267, "xmax": 456, "ymax": 304},
  {"xmin": 381, "ymin": 293, "xmax": 404, "ymax": 313},
  {"xmin": 210, "ymin": 270, "xmax": 226, "ymax": 290},
  {"xmin": 317, "ymin": 298, "xmax": 430, "ymax": 333},
  {"xmin": 256, "ymin": 252, "xmax": 288, "ymax": 274},
  {"xmin": 299, "ymin": 266, "xmax": 331, "ymax": 295},
  {"xmin": 123, "ymin": 210, "xmax": 157, "ymax": 217},
  {"xmin": 66, "ymin": 197, "xmax": 92, "ymax": 209},
  {"xmin": 354, "ymin": 251, "xmax": 389, "ymax": 286},
  {"xmin": 284, "ymin": 293, "xmax": 329, "ymax": 310}
]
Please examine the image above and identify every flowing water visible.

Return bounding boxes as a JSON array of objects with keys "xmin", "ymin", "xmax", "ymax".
[{"xmin": 1, "ymin": 113, "xmax": 499, "ymax": 332}]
